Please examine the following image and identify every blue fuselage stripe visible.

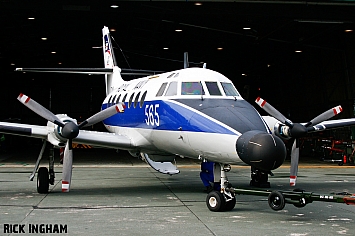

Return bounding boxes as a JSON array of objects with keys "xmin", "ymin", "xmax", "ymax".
[{"xmin": 102, "ymin": 100, "xmax": 237, "ymax": 135}]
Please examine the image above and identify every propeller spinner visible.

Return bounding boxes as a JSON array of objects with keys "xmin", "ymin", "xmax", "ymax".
[
  {"xmin": 18, "ymin": 93, "xmax": 124, "ymax": 192},
  {"xmin": 255, "ymin": 97, "xmax": 342, "ymax": 186}
]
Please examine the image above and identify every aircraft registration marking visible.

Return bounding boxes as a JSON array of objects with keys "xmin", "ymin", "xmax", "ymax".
[{"xmin": 145, "ymin": 104, "xmax": 160, "ymax": 126}]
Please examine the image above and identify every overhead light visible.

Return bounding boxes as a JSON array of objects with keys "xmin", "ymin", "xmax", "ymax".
[
  {"xmin": 195, "ymin": 2, "xmax": 202, "ymax": 6},
  {"xmin": 175, "ymin": 29, "xmax": 182, "ymax": 32},
  {"xmin": 51, "ymin": 51, "xmax": 56, "ymax": 54},
  {"xmin": 110, "ymin": 28, "xmax": 116, "ymax": 32},
  {"xmin": 10, "ymin": 63, "xmax": 15, "ymax": 66},
  {"xmin": 243, "ymin": 27, "xmax": 251, "ymax": 30},
  {"xmin": 217, "ymin": 47, "xmax": 223, "ymax": 50},
  {"xmin": 295, "ymin": 50, "xmax": 302, "ymax": 53},
  {"xmin": 163, "ymin": 47, "xmax": 169, "ymax": 50},
  {"xmin": 41, "ymin": 38, "xmax": 47, "ymax": 41},
  {"xmin": 242, "ymin": 73, "xmax": 247, "ymax": 76},
  {"xmin": 111, "ymin": 5, "xmax": 119, "ymax": 8},
  {"xmin": 28, "ymin": 17, "xmax": 35, "ymax": 20},
  {"xmin": 345, "ymin": 29, "xmax": 353, "ymax": 32},
  {"xmin": 92, "ymin": 46, "xmax": 102, "ymax": 49},
  {"xmin": 58, "ymin": 62, "xmax": 62, "ymax": 65}
]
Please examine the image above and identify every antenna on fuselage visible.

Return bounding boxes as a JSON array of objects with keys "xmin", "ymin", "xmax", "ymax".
[{"xmin": 184, "ymin": 52, "xmax": 189, "ymax": 69}]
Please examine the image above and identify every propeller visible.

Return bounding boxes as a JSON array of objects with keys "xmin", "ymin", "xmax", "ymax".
[
  {"xmin": 18, "ymin": 93, "xmax": 124, "ymax": 192},
  {"xmin": 255, "ymin": 97, "xmax": 342, "ymax": 186}
]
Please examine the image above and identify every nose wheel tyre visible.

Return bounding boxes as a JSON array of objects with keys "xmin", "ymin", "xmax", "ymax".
[
  {"xmin": 224, "ymin": 195, "xmax": 236, "ymax": 211},
  {"xmin": 206, "ymin": 191, "xmax": 225, "ymax": 212},
  {"xmin": 268, "ymin": 191, "xmax": 285, "ymax": 211},
  {"xmin": 37, "ymin": 167, "xmax": 49, "ymax": 194}
]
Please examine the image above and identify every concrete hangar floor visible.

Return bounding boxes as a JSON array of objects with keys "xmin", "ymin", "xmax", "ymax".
[{"xmin": 1, "ymin": 148, "xmax": 355, "ymax": 236}]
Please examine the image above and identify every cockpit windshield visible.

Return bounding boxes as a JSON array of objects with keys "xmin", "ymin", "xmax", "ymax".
[
  {"xmin": 181, "ymin": 82, "xmax": 205, "ymax": 95},
  {"xmin": 221, "ymin": 82, "xmax": 240, "ymax": 96}
]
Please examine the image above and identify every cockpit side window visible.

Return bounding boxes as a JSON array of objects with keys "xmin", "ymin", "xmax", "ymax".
[
  {"xmin": 221, "ymin": 82, "xmax": 240, "ymax": 96},
  {"xmin": 205, "ymin": 82, "xmax": 222, "ymax": 96},
  {"xmin": 165, "ymin": 81, "xmax": 178, "ymax": 96},
  {"xmin": 181, "ymin": 82, "xmax": 205, "ymax": 95},
  {"xmin": 156, "ymin": 82, "xmax": 168, "ymax": 97}
]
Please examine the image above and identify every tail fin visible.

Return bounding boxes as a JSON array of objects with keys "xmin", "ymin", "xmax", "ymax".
[
  {"xmin": 102, "ymin": 26, "xmax": 124, "ymax": 95},
  {"xmin": 102, "ymin": 26, "xmax": 116, "ymax": 68}
]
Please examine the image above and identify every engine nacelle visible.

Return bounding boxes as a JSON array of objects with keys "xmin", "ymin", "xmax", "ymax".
[
  {"xmin": 236, "ymin": 130, "xmax": 286, "ymax": 171},
  {"xmin": 262, "ymin": 116, "xmax": 292, "ymax": 140},
  {"xmin": 47, "ymin": 114, "xmax": 78, "ymax": 147}
]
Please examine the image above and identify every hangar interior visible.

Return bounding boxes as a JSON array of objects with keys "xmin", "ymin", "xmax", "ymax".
[{"xmin": 0, "ymin": 0, "xmax": 355, "ymax": 162}]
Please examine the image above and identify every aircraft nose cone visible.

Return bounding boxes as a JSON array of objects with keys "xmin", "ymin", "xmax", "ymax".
[{"xmin": 236, "ymin": 130, "xmax": 286, "ymax": 171}]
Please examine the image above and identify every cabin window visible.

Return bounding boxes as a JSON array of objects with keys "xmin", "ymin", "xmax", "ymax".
[
  {"xmin": 108, "ymin": 95, "xmax": 113, "ymax": 106},
  {"xmin": 134, "ymin": 92, "xmax": 141, "ymax": 108},
  {"xmin": 221, "ymin": 82, "xmax": 240, "ymax": 96},
  {"xmin": 205, "ymin": 82, "xmax": 222, "ymax": 96},
  {"xmin": 140, "ymin": 91, "xmax": 147, "ymax": 108},
  {"xmin": 122, "ymin": 93, "xmax": 128, "ymax": 103},
  {"xmin": 111, "ymin": 95, "xmax": 117, "ymax": 104},
  {"xmin": 181, "ymin": 82, "xmax": 205, "ymax": 95},
  {"xmin": 156, "ymin": 82, "xmax": 168, "ymax": 97},
  {"xmin": 116, "ymin": 94, "xmax": 121, "ymax": 103},
  {"xmin": 165, "ymin": 81, "xmax": 178, "ymax": 96},
  {"xmin": 128, "ymin": 93, "xmax": 135, "ymax": 108}
]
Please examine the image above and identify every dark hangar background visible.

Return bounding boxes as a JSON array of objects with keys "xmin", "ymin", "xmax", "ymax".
[{"xmin": 0, "ymin": 0, "xmax": 355, "ymax": 129}]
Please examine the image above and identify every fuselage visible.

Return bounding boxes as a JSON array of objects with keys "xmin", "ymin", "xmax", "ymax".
[{"xmin": 101, "ymin": 67, "xmax": 284, "ymax": 168}]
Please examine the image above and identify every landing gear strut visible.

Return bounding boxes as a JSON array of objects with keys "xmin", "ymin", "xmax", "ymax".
[
  {"xmin": 206, "ymin": 163, "xmax": 236, "ymax": 212},
  {"xmin": 30, "ymin": 140, "xmax": 55, "ymax": 194}
]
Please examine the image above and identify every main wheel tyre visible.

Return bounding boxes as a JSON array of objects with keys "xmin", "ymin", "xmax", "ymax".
[
  {"xmin": 37, "ymin": 167, "xmax": 49, "ymax": 194},
  {"xmin": 268, "ymin": 191, "xmax": 285, "ymax": 211},
  {"xmin": 206, "ymin": 191, "xmax": 225, "ymax": 212}
]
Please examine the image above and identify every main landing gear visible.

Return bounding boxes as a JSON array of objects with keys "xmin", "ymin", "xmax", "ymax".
[
  {"xmin": 30, "ymin": 140, "xmax": 55, "ymax": 194},
  {"xmin": 206, "ymin": 163, "xmax": 236, "ymax": 212}
]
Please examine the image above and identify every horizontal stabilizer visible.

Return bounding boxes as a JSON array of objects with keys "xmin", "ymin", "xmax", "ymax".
[
  {"xmin": 16, "ymin": 68, "xmax": 113, "ymax": 74},
  {"xmin": 15, "ymin": 67, "xmax": 161, "ymax": 76}
]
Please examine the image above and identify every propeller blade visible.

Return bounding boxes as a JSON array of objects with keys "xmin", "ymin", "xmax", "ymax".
[
  {"xmin": 62, "ymin": 140, "xmax": 73, "ymax": 192},
  {"xmin": 255, "ymin": 97, "xmax": 293, "ymax": 127},
  {"xmin": 305, "ymin": 105, "xmax": 342, "ymax": 127},
  {"xmin": 78, "ymin": 103, "xmax": 125, "ymax": 128},
  {"xmin": 18, "ymin": 93, "xmax": 65, "ymax": 127},
  {"xmin": 290, "ymin": 139, "xmax": 299, "ymax": 186}
]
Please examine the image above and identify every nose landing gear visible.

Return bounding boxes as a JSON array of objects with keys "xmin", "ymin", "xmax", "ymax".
[{"xmin": 205, "ymin": 163, "xmax": 236, "ymax": 212}]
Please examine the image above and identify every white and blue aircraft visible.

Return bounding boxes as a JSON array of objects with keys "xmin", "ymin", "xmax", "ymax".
[{"xmin": 2, "ymin": 26, "xmax": 355, "ymax": 211}]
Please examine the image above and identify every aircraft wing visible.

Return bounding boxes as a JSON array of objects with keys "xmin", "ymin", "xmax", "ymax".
[
  {"xmin": 0, "ymin": 122, "xmax": 132, "ymax": 150},
  {"xmin": 74, "ymin": 130, "xmax": 132, "ymax": 149},
  {"xmin": 307, "ymin": 118, "xmax": 355, "ymax": 132},
  {"xmin": 0, "ymin": 122, "xmax": 48, "ymax": 139}
]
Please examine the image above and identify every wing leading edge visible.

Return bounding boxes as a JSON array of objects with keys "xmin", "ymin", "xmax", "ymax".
[{"xmin": 307, "ymin": 118, "xmax": 355, "ymax": 132}]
